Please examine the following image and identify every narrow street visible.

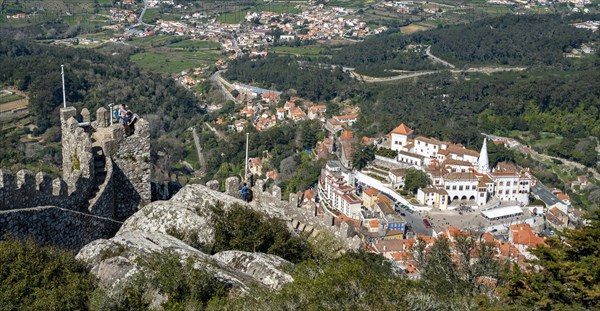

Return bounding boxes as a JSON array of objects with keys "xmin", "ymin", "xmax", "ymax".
[
  {"xmin": 190, "ymin": 127, "xmax": 206, "ymax": 176},
  {"xmin": 210, "ymin": 70, "xmax": 238, "ymax": 103}
]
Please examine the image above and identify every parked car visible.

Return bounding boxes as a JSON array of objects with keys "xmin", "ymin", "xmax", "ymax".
[{"xmin": 423, "ymin": 219, "xmax": 431, "ymax": 228}]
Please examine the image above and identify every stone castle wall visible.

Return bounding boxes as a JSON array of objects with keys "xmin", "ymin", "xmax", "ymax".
[
  {"xmin": 0, "ymin": 169, "xmax": 71, "ymax": 210},
  {"xmin": 60, "ymin": 107, "xmax": 95, "ymax": 197},
  {"xmin": 0, "ymin": 206, "xmax": 122, "ymax": 249},
  {"xmin": 103, "ymin": 119, "xmax": 152, "ymax": 221},
  {"xmin": 88, "ymin": 157, "xmax": 115, "ymax": 218},
  {"xmin": 223, "ymin": 177, "xmax": 361, "ymax": 250},
  {"xmin": 0, "ymin": 105, "xmax": 151, "ymax": 248}
]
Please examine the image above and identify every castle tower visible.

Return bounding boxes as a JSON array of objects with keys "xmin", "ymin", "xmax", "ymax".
[
  {"xmin": 478, "ymin": 137, "xmax": 490, "ymax": 174},
  {"xmin": 60, "ymin": 107, "xmax": 95, "ymax": 199}
]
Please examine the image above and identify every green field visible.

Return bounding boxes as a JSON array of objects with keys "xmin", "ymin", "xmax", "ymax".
[
  {"xmin": 0, "ymin": 93, "xmax": 24, "ymax": 104},
  {"xmin": 169, "ymin": 40, "xmax": 221, "ymax": 49},
  {"xmin": 143, "ymin": 8, "xmax": 161, "ymax": 23},
  {"xmin": 130, "ymin": 49, "xmax": 222, "ymax": 74},
  {"xmin": 327, "ymin": 0, "xmax": 377, "ymax": 8}
]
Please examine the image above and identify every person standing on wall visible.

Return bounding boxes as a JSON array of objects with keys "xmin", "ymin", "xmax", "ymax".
[{"xmin": 241, "ymin": 183, "xmax": 248, "ymax": 202}]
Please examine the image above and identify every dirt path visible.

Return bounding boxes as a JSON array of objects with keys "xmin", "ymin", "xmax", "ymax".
[{"xmin": 425, "ymin": 45, "xmax": 456, "ymax": 68}]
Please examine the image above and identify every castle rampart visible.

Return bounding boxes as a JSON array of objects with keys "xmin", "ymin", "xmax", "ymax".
[
  {"xmin": 0, "ymin": 105, "xmax": 151, "ymax": 248},
  {"xmin": 222, "ymin": 177, "xmax": 360, "ymax": 250},
  {"xmin": 88, "ymin": 156, "xmax": 115, "ymax": 218},
  {"xmin": 0, "ymin": 206, "xmax": 122, "ymax": 249}
]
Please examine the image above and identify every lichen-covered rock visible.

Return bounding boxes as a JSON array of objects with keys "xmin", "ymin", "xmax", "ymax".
[
  {"xmin": 117, "ymin": 184, "xmax": 247, "ymax": 246},
  {"xmin": 76, "ymin": 231, "xmax": 293, "ymax": 292},
  {"xmin": 212, "ymin": 251, "xmax": 293, "ymax": 290},
  {"xmin": 118, "ymin": 200, "xmax": 214, "ymax": 246}
]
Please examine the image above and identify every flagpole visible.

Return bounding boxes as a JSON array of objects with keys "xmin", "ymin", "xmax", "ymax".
[
  {"xmin": 61, "ymin": 65, "xmax": 66, "ymax": 108},
  {"xmin": 245, "ymin": 132, "xmax": 249, "ymax": 181}
]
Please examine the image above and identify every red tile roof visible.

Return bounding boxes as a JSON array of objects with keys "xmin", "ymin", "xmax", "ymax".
[{"xmin": 391, "ymin": 123, "xmax": 413, "ymax": 135}]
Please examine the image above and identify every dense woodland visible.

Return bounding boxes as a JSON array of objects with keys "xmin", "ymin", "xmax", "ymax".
[
  {"xmin": 332, "ymin": 14, "xmax": 600, "ymax": 75},
  {"xmin": 0, "ymin": 39, "xmax": 202, "ymax": 179},
  {"xmin": 2, "ymin": 209, "xmax": 599, "ymax": 310}
]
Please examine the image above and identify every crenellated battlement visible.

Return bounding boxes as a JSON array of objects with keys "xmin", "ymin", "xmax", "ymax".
[
  {"xmin": 1, "ymin": 106, "xmax": 151, "ymax": 218},
  {"xmin": 0, "ymin": 169, "xmax": 73, "ymax": 210},
  {"xmin": 217, "ymin": 177, "xmax": 360, "ymax": 250}
]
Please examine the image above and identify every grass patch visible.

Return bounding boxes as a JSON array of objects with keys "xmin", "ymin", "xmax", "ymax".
[
  {"xmin": 169, "ymin": 40, "xmax": 221, "ymax": 49},
  {"xmin": 143, "ymin": 8, "xmax": 161, "ymax": 24},
  {"xmin": 0, "ymin": 94, "xmax": 24, "ymax": 104},
  {"xmin": 327, "ymin": 0, "xmax": 377, "ymax": 8},
  {"xmin": 270, "ymin": 46, "xmax": 324, "ymax": 56},
  {"xmin": 130, "ymin": 49, "xmax": 222, "ymax": 74}
]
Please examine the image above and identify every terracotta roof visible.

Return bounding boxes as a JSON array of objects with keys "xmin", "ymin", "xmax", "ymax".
[
  {"xmin": 389, "ymin": 168, "xmax": 407, "ymax": 177},
  {"xmin": 444, "ymin": 172, "xmax": 478, "ymax": 181},
  {"xmin": 327, "ymin": 118, "xmax": 342, "ymax": 126},
  {"xmin": 340, "ymin": 130, "xmax": 354, "ymax": 141},
  {"xmin": 391, "ymin": 123, "xmax": 413, "ymax": 135},
  {"xmin": 362, "ymin": 136, "xmax": 376, "ymax": 144},
  {"xmin": 369, "ymin": 220, "xmax": 380, "ymax": 228},
  {"xmin": 415, "ymin": 136, "xmax": 444, "ymax": 146},
  {"xmin": 372, "ymin": 239, "xmax": 404, "ymax": 253},
  {"xmin": 481, "ymin": 232, "xmax": 496, "ymax": 244},
  {"xmin": 421, "ymin": 187, "xmax": 448, "ymax": 195},
  {"xmin": 510, "ymin": 224, "xmax": 545, "ymax": 248},
  {"xmin": 443, "ymin": 158, "xmax": 473, "ymax": 167},
  {"xmin": 336, "ymin": 114, "xmax": 358, "ymax": 120},
  {"xmin": 363, "ymin": 188, "xmax": 379, "ymax": 196},
  {"xmin": 447, "ymin": 144, "xmax": 479, "ymax": 158}
]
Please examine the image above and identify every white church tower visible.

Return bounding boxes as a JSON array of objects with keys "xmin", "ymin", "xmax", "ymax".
[{"xmin": 478, "ymin": 137, "xmax": 490, "ymax": 174}]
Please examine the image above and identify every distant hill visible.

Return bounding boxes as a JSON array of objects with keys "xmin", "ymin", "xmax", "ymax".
[{"xmin": 332, "ymin": 14, "xmax": 600, "ymax": 75}]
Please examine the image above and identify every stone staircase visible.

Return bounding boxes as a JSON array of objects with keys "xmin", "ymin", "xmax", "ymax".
[{"xmin": 87, "ymin": 144, "xmax": 107, "ymax": 208}]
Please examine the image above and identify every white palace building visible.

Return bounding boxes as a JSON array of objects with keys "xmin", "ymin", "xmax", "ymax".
[{"xmin": 388, "ymin": 124, "xmax": 533, "ymax": 210}]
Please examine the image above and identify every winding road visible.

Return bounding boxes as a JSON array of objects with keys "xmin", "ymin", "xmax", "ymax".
[
  {"xmin": 349, "ymin": 46, "xmax": 526, "ymax": 83},
  {"xmin": 190, "ymin": 127, "xmax": 206, "ymax": 176},
  {"xmin": 137, "ymin": 0, "xmax": 150, "ymax": 26},
  {"xmin": 210, "ymin": 70, "xmax": 239, "ymax": 103},
  {"xmin": 352, "ymin": 66, "xmax": 527, "ymax": 83}
]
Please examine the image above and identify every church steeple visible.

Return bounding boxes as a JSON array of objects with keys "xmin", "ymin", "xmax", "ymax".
[{"xmin": 478, "ymin": 137, "xmax": 490, "ymax": 174}]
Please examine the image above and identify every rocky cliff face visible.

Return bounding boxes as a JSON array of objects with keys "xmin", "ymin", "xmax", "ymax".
[
  {"xmin": 76, "ymin": 231, "xmax": 293, "ymax": 292},
  {"xmin": 76, "ymin": 184, "xmax": 295, "ymax": 306}
]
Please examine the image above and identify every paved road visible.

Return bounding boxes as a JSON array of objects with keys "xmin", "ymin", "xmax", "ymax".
[
  {"xmin": 138, "ymin": 0, "xmax": 150, "ymax": 26},
  {"xmin": 484, "ymin": 133, "xmax": 600, "ymax": 181},
  {"xmin": 210, "ymin": 70, "xmax": 238, "ymax": 103},
  {"xmin": 400, "ymin": 207, "xmax": 433, "ymax": 236},
  {"xmin": 352, "ymin": 66, "xmax": 527, "ymax": 83},
  {"xmin": 190, "ymin": 127, "xmax": 206, "ymax": 176},
  {"xmin": 205, "ymin": 122, "xmax": 229, "ymax": 141},
  {"xmin": 531, "ymin": 182, "xmax": 561, "ymax": 206}
]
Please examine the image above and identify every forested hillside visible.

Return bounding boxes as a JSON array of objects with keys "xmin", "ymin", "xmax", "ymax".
[
  {"xmin": 0, "ymin": 39, "xmax": 203, "ymax": 178},
  {"xmin": 331, "ymin": 14, "xmax": 600, "ymax": 74},
  {"xmin": 224, "ymin": 56, "xmax": 359, "ymax": 101}
]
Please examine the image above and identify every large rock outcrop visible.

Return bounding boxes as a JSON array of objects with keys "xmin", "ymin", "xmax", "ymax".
[
  {"xmin": 212, "ymin": 251, "xmax": 293, "ymax": 290},
  {"xmin": 76, "ymin": 231, "xmax": 293, "ymax": 291},
  {"xmin": 77, "ymin": 184, "xmax": 296, "ymax": 306},
  {"xmin": 117, "ymin": 183, "xmax": 246, "ymax": 247}
]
